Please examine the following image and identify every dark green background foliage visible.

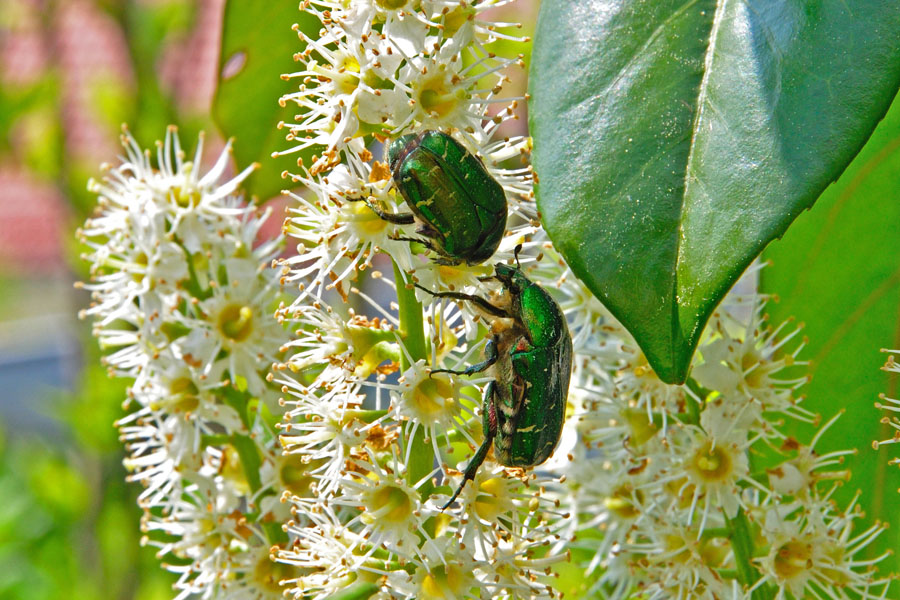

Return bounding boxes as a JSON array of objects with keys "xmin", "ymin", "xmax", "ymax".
[
  {"xmin": 762, "ymin": 92, "xmax": 900, "ymax": 575},
  {"xmin": 530, "ymin": 0, "xmax": 900, "ymax": 383}
]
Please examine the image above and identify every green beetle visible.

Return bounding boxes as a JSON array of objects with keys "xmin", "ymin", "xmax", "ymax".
[
  {"xmin": 362, "ymin": 130, "xmax": 508, "ymax": 265},
  {"xmin": 420, "ymin": 255, "xmax": 573, "ymax": 509}
]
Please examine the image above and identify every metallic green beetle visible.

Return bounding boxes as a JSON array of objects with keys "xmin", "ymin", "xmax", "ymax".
[
  {"xmin": 364, "ymin": 130, "xmax": 508, "ymax": 265},
  {"xmin": 421, "ymin": 258, "xmax": 573, "ymax": 509}
]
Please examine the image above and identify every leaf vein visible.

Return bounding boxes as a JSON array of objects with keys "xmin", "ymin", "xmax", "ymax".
[{"xmin": 592, "ymin": 0, "xmax": 702, "ymax": 111}]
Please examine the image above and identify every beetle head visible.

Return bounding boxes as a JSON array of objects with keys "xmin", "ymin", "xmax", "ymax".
[
  {"xmin": 494, "ymin": 262, "xmax": 528, "ymax": 297},
  {"xmin": 494, "ymin": 245, "xmax": 529, "ymax": 292},
  {"xmin": 387, "ymin": 132, "xmax": 422, "ymax": 173}
]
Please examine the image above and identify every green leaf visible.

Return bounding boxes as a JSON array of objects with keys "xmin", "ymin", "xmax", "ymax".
[
  {"xmin": 761, "ymin": 92, "xmax": 900, "ymax": 575},
  {"xmin": 529, "ymin": 0, "xmax": 900, "ymax": 383},
  {"xmin": 214, "ymin": 2, "xmax": 320, "ymax": 201}
]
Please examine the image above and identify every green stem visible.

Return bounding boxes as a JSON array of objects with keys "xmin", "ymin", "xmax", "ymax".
[
  {"xmin": 392, "ymin": 260, "xmax": 433, "ymax": 500},
  {"xmin": 392, "ymin": 261, "xmax": 427, "ymax": 367},
  {"xmin": 322, "ymin": 581, "xmax": 379, "ymax": 600},
  {"xmin": 699, "ymin": 527, "xmax": 730, "ymax": 540},
  {"xmin": 724, "ymin": 508, "xmax": 766, "ymax": 600},
  {"xmin": 684, "ymin": 377, "xmax": 706, "ymax": 425},
  {"xmin": 716, "ymin": 569, "xmax": 739, "ymax": 579},
  {"xmin": 230, "ymin": 433, "xmax": 263, "ymax": 494},
  {"xmin": 173, "ymin": 235, "xmax": 213, "ymax": 300},
  {"xmin": 346, "ymin": 409, "xmax": 389, "ymax": 423}
]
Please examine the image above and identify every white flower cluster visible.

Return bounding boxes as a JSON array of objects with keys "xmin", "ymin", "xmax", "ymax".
[
  {"xmin": 532, "ymin": 258, "xmax": 892, "ymax": 600},
  {"xmin": 76, "ymin": 3, "xmax": 896, "ymax": 600},
  {"xmin": 78, "ymin": 128, "xmax": 295, "ymax": 599},
  {"xmin": 271, "ymin": 1, "xmax": 565, "ymax": 598},
  {"xmin": 266, "ymin": 1, "xmax": 895, "ymax": 599}
]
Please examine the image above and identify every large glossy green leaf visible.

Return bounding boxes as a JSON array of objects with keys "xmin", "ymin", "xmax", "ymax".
[
  {"xmin": 214, "ymin": 3, "xmax": 319, "ymax": 201},
  {"xmin": 761, "ymin": 92, "xmax": 900, "ymax": 575},
  {"xmin": 529, "ymin": 0, "xmax": 900, "ymax": 383}
]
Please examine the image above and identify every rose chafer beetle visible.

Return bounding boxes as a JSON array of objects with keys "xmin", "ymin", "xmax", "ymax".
[
  {"xmin": 362, "ymin": 130, "xmax": 508, "ymax": 265},
  {"xmin": 420, "ymin": 253, "xmax": 573, "ymax": 509}
]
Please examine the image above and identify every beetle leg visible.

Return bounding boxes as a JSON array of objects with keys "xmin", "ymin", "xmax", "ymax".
[
  {"xmin": 415, "ymin": 223, "xmax": 440, "ymax": 239},
  {"xmin": 442, "ymin": 380, "xmax": 497, "ymax": 511},
  {"xmin": 431, "ymin": 256, "xmax": 465, "ymax": 267},
  {"xmin": 413, "ymin": 283, "xmax": 510, "ymax": 318},
  {"xmin": 390, "ymin": 234, "xmax": 440, "ymax": 254},
  {"xmin": 347, "ymin": 197, "xmax": 416, "ymax": 224},
  {"xmin": 391, "ymin": 234, "xmax": 464, "ymax": 265},
  {"xmin": 432, "ymin": 338, "xmax": 498, "ymax": 377}
]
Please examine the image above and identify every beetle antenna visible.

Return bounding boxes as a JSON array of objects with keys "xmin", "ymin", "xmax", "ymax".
[{"xmin": 513, "ymin": 243, "xmax": 523, "ymax": 268}]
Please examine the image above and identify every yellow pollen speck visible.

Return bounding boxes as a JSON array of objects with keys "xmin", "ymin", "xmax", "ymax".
[
  {"xmin": 368, "ymin": 483, "xmax": 414, "ymax": 524},
  {"xmin": 416, "ymin": 72, "xmax": 465, "ymax": 119},
  {"xmin": 774, "ymin": 539, "xmax": 813, "ymax": 580},
  {"xmin": 218, "ymin": 303, "xmax": 254, "ymax": 342},
  {"xmin": 253, "ymin": 552, "xmax": 301, "ymax": 594},
  {"xmin": 375, "ymin": 0, "xmax": 407, "ymax": 9},
  {"xmin": 473, "ymin": 476, "xmax": 509, "ymax": 522},
  {"xmin": 420, "ymin": 564, "xmax": 468, "ymax": 598},
  {"xmin": 350, "ymin": 200, "xmax": 390, "ymax": 235},
  {"xmin": 412, "ymin": 375, "xmax": 455, "ymax": 420},
  {"xmin": 691, "ymin": 441, "xmax": 733, "ymax": 483},
  {"xmin": 604, "ymin": 483, "xmax": 643, "ymax": 519}
]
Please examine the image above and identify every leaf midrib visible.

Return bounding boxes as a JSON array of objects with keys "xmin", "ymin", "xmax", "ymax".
[{"xmin": 662, "ymin": 0, "xmax": 726, "ymax": 358}]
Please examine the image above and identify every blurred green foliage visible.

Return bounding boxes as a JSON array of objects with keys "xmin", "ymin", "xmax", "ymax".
[
  {"xmin": 0, "ymin": 0, "xmax": 232, "ymax": 597},
  {"xmin": 0, "ymin": 365, "xmax": 172, "ymax": 600}
]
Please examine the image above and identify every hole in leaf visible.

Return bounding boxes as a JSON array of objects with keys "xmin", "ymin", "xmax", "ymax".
[{"xmin": 222, "ymin": 51, "xmax": 247, "ymax": 80}]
